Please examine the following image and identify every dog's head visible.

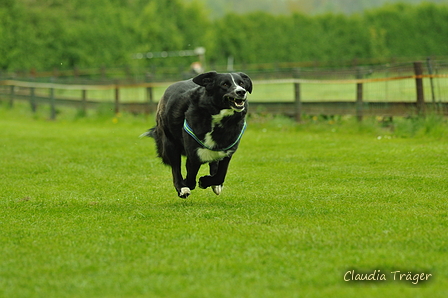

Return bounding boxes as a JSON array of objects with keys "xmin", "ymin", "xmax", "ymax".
[{"xmin": 193, "ymin": 71, "xmax": 253, "ymax": 112}]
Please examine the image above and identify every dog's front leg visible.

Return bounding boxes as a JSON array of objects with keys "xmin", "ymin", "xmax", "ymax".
[
  {"xmin": 184, "ymin": 158, "xmax": 201, "ymax": 191},
  {"xmin": 199, "ymin": 157, "xmax": 231, "ymax": 195},
  {"xmin": 208, "ymin": 162, "xmax": 223, "ymax": 195},
  {"xmin": 209, "ymin": 161, "xmax": 219, "ymax": 176}
]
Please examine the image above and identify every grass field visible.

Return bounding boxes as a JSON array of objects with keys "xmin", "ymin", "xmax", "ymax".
[{"xmin": 1, "ymin": 103, "xmax": 447, "ymax": 298}]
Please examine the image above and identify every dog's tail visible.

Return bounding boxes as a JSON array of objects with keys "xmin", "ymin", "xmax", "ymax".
[{"xmin": 139, "ymin": 127, "xmax": 156, "ymax": 139}]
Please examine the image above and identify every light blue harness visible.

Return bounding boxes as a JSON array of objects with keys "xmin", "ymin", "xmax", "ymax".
[{"xmin": 183, "ymin": 119, "xmax": 247, "ymax": 151}]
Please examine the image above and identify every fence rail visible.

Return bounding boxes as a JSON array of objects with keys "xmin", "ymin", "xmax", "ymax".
[{"xmin": 1, "ymin": 62, "xmax": 447, "ymax": 121}]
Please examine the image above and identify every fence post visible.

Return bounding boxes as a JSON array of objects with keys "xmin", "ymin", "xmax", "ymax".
[
  {"xmin": 30, "ymin": 86, "xmax": 36, "ymax": 113},
  {"xmin": 293, "ymin": 68, "xmax": 301, "ymax": 122},
  {"xmin": 81, "ymin": 89, "xmax": 87, "ymax": 115},
  {"xmin": 146, "ymin": 72, "xmax": 154, "ymax": 114},
  {"xmin": 426, "ymin": 57, "xmax": 437, "ymax": 113},
  {"xmin": 9, "ymin": 85, "xmax": 15, "ymax": 108},
  {"xmin": 413, "ymin": 61, "xmax": 425, "ymax": 116},
  {"xmin": 49, "ymin": 87, "xmax": 56, "ymax": 120},
  {"xmin": 356, "ymin": 67, "xmax": 364, "ymax": 122},
  {"xmin": 114, "ymin": 86, "xmax": 120, "ymax": 114}
]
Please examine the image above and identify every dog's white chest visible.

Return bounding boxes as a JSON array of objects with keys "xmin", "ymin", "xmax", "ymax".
[
  {"xmin": 196, "ymin": 109, "xmax": 235, "ymax": 162},
  {"xmin": 197, "ymin": 148, "xmax": 231, "ymax": 162}
]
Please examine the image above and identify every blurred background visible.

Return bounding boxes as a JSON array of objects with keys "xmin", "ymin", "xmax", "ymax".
[{"xmin": 1, "ymin": 0, "xmax": 448, "ymax": 81}]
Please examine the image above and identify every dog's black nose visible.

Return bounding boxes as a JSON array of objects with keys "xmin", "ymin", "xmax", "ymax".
[{"xmin": 236, "ymin": 90, "xmax": 246, "ymax": 97}]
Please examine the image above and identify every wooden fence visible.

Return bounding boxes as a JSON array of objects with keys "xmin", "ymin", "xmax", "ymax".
[{"xmin": 1, "ymin": 62, "xmax": 447, "ymax": 121}]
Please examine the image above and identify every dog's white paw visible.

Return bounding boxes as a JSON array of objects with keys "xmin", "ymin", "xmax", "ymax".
[
  {"xmin": 179, "ymin": 187, "xmax": 191, "ymax": 199},
  {"xmin": 211, "ymin": 185, "xmax": 223, "ymax": 195}
]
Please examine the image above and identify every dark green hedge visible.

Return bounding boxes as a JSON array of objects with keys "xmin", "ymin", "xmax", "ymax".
[{"xmin": 1, "ymin": 0, "xmax": 447, "ymax": 71}]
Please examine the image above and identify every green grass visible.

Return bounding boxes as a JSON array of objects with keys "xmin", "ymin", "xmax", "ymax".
[{"xmin": 1, "ymin": 104, "xmax": 448, "ymax": 298}]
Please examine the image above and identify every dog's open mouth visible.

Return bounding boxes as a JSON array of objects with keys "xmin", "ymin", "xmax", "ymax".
[{"xmin": 225, "ymin": 96, "xmax": 246, "ymax": 110}]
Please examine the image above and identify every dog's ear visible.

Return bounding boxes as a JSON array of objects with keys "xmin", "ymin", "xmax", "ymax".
[
  {"xmin": 238, "ymin": 72, "xmax": 253, "ymax": 94},
  {"xmin": 193, "ymin": 71, "xmax": 217, "ymax": 89}
]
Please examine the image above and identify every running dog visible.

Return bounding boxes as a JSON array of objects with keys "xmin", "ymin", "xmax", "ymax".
[{"xmin": 142, "ymin": 71, "xmax": 252, "ymax": 198}]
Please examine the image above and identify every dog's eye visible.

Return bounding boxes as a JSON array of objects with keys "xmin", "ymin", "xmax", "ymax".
[
  {"xmin": 222, "ymin": 82, "xmax": 230, "ymax": 88},
  {"xmin": 238, "ymin": 82, "xmax": 244, "ymax": 87}
]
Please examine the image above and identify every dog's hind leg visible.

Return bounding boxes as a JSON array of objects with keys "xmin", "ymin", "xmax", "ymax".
[
  {"xmin": 170, "ymin": 157, "xmax": 191, "ymax": 199},
  {"xmin": 199, "ymin": 157, "xmax": 231, "ymax": 195},
  {"xmin": 161, "ymin": 138, "xmax": 190, "ymax": 198}
]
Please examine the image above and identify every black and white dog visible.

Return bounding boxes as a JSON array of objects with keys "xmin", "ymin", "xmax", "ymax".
[{"xmin": 142, "ymin": 71, "xmax": 252, "ymax": 198}]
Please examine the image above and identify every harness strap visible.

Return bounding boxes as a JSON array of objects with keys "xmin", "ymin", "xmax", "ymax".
[{"xmin": 183, "ymin": 119, "xmax": 247, "ymax": 151}]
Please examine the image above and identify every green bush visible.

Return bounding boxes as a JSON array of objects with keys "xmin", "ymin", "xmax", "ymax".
[{"xmin": 1, "ymin": 1, "xmax": 448, "ymax": 72}]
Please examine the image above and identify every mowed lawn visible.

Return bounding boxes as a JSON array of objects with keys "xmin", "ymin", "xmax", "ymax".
[{"xmin": 0, "ymin": 105, "xmax": 447, "ymax": 298}]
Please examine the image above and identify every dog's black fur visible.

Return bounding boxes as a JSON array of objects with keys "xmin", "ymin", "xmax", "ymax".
[{"xmin": 142, "ymin": 71, "xmax": 252, "ymax": 198}]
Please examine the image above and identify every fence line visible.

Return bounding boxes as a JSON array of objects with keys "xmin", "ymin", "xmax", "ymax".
[
  {"xmin": 2, "ymin": 73, "xmax": 447, "ymax": 89},
  {"xmin": 1, "ymin": 62, "xmax": 447, "ymax": 121},
  {"xmin": 251, "ymin": 74, "xmax": 448, "ymax": 85}
]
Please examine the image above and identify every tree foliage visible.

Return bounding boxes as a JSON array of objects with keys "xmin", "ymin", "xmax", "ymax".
[{"xmin": 1, "ymin": 1, "xmax": 448, "ymax": 72}]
